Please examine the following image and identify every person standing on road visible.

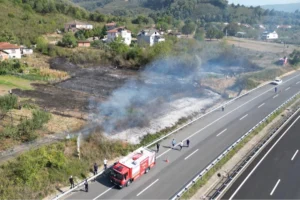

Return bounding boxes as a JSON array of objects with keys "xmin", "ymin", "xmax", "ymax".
[
  {"xmin": 104, "ymin": 158, "xmax": 108, "ymax": 170},
  {"xmin": 94, "ymin": 163, "xmax": 98, "ymax": 176},
  {"xmin": 156, "ymin": 142, "xmax": 160, "ymax": 152},
  {"xmin": 179, "ymin": 141, "xmax": 183, "ymax": 150},
  {"xmin": 222, "ymin": 106, "xmax": 225, "ymax": 112},
  {"xmin": 84, "ymin": 179, "xmax": 88, "ymax": 192},
  {"xmin": 186, "ymin": 139, "xmax": 190, "ymax": 147},
  {"xmin": 172, "ymin": 139, "xmax": 176, "ymax": 149},
  {"xmin": 69, "ymin": 176, "xmax": 74, "ymax": 189},
  {"xmin": 275, "ymin": 87, "xmax": 278, "ymax": 93}
]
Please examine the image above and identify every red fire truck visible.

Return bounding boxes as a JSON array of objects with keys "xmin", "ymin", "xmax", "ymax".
[{"xmin": 110, "ymin": 147, "xmax": 156, "ymax": 188}]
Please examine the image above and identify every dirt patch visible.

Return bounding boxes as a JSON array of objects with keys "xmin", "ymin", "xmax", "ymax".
[
  {"xmin": 227, "ymin": 37, "xmax": 298, "ymax": 54},
  {"xmin": 46, "ymin": 114, "xmax": 85, "ymax": 134}
]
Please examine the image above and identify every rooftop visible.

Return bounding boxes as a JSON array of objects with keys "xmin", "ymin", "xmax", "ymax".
[
  {"xmin": 0, "ymin": 42, "xmax": 20, "ymax": 50},
  {"xmin": 66, "ymin": 20, "xmax": 90, "ymax": 25},
  {"xmin": 106, "ymin": 22, "xmax": 117, "ymax": 26}
]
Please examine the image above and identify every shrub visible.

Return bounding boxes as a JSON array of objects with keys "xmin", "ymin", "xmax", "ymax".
[{"xmin": 0, "ymin": 94, "xmax": 18, "ymax": 111}]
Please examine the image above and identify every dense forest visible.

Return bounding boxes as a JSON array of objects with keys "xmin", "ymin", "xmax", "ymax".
[{"xmin": 71, "ymin": 0, "xmax": 300, "ymax": 26}]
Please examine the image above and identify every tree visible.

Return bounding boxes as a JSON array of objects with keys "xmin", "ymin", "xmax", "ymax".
[
  {"xmin": 61, "ymin": 33, "xmax": 77, "ymax": 48},
  {"xmin": 206, "ymin": 28, "xmax": 217, "ymax": 40},
  {"xmin": 289, "ymin": 49, "xmax": 300, "ymax": 65},
  {"xmin": 36, "ymin": 36, "xmax": 48, "ymax": 54},
  {"xmin": 194, "ymin": 28, "xmax": 205, "ymax": 41},
  {"xmin": 215, "ymin": 30, "xmax": 224, "ymax": 39},
  {"xmin": 181, "ymin": 21, "xmax": 196, "ymax": 35},
  {"xmin": 224, "ymin": 23, "xmax": 239, "ymax": 36}
]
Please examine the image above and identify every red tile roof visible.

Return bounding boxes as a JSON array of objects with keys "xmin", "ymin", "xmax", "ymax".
[
  {"xmin": 0, "ymin": 42, "xmax": 20, "ymax": 50},
  {"xmin": 106, "ymin": 22, "xmax": 116, "ymax": 26}
]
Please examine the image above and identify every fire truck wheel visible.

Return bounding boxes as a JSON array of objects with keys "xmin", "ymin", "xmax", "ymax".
[
  {"xmin": 126, "ymin": 180, "xmax": 131, "ymax": 187},
  {"xmin": 145, "ymin": 167, "xmax": 150, "ymax": 174}
]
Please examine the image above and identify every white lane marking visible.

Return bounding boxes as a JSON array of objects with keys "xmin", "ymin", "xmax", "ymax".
[
  {"xmin": 240, "ymin": 114, "xmax": 248, "ymax": 121},
  {"xmin": 291, "ymin": 150, "xmax": 299, "ymax": 161},
  {"xmin": 273, "ymin": 94, "xmax": 279, "ymax": 99},
  {"xmin": 184, "ymin": 149, "xmax": 199, "ymax": 160},
  {"xmin": 258, "ymin": 103, "xmax": 265, "ymax": 108},
  {"xmin": 136, "ymin": 179, "xmax": 159, "ymax": 197},
  {"xmin": 270, "ymin": 179, "xmax": 281, "ymax": 196},
  {"xmin": 285, "ymin": 87, "xmax": 291, "ymax": 91},
  {"xmin": 216, "ymin": 129, "xmax": 227, "ymax": 137},
  {"xmin": 297, "ymin": 81, "xmax": 300, "ymax": 85},
  {"xmin": 157, "ymin": 77, "xmax": 296, "ymax": 159},
  {"xmin": 157, "ymin": 74, "xmax": 300, "ymax": 159},
  {"xmin": 229, "ymin": 115, "xmax": 300, "ymax": 200},
  {"xmin": 92, "ymin": 186, "xmax": 115, "ymax": 200}
]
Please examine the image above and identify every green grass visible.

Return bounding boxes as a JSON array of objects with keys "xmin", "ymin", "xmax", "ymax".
[
  {"xmin": 0, "ymin": 75, "xmax": 36, "ymax": 90},
  {"xmin": 180, "ymin": 94, "xmax": 300, "ymax": 199}
]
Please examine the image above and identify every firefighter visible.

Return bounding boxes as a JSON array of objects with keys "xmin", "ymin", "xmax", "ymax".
[
  {"xmin": 93, "ymin": 163, "xmax": 98, "ymax": 176},
  {"xmin": 84, "ymin": 179, "xmax": 88, "ymax": 192},
  {"xmin": 69, "ymin": 176, "xmax": 74, "ymax": 189},
  {"xmin": 186, "ymin": 139, "xmax": 190, "ymax": 147},
  {"xmin": 172, "ymin": 139, "xmax": 176, "ymax": 149},
  {"xmin": 103, "ymin": 158, "xmax": 108, "ymax": 170},
  {"xmin": 179, "ymin": 141, "xmax": 183, "ymax": 151}
]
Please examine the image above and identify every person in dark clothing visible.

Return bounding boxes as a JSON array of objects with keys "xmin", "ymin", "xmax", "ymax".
[
  {"xmin": 69, "ymin": 176, "xmax": 74, "ymax": 189},
  {"xmin": 156, "ymin": 143, "xmax": 160, "ymax": 152},
  {"xmin": 222, "ymin": 106, "xmax": 225, "ymax": 112},
  {"xmin": 186, "ymin": 139, "xmax": 190, "ymax": 147},
  {"xmin": 93, "ymin": 163, "xmax": 98, "ymax": 176},
  {"xmin": 275, "ymin": 87, "xmax": 278, "ymax": 93},
  {"xmin": 84, "ymin": 179, "xmax": 88, "ymax": 192}
]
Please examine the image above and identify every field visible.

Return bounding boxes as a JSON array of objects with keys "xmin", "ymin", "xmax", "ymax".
[{"xmin": 0, "ymin": 75, "xmax": 35, "ymax": 95}]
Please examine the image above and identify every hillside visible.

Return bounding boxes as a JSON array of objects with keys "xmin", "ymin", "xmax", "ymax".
[
  {"xmin": 0, "ymin": 0, "xmax": 93, "ymax": 45},
  {"xmin": 262, "ymin": 3, "xmax": 300, "ymax": 13},
  {"xmin": 72, "ymin": 0, "xmax": 260, "ymax": 23}
]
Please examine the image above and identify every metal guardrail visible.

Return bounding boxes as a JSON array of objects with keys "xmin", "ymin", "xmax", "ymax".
[
  {"xmin": 170, "ymin": 91, "xmax": 300, "ymax": 200},
  {"xmin": 51, "ymin": 73, "xmax": 275, "ymax": 200},
  {"xmin": 52, "ymin": 75, "xmax": 300, "ymax": 200},
  {"xmin": 209, "ymin": 106, "xmax": 300, "ymax": 200}
]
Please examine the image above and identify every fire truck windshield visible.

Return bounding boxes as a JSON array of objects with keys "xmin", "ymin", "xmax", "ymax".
[{"xmin": 111, "ymin": 170, "xmax": 124, "ymax": 180}]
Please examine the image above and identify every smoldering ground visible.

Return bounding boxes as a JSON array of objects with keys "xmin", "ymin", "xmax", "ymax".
[{"xmin": 89, "ymin": 54, "xmax": 206, "ymax": 134}]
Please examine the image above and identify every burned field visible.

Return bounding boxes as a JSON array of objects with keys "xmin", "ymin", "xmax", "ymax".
[{"xmin": 12, "ymin": 42, "xmax": 274, "ymax": 139}]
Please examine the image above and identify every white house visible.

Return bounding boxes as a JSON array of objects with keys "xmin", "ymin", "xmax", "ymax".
[
  {"xmin": 262, "ymin": 31, "xmax": 278, "ymax": 40},
  {"xmin": 106, "ymin": 27, "xmax": 132, "ymax": 46},
  {"xmin": 21, "ymin": 46, "xmax": 33, "ymax": 56},
  {"xmin": 64, "ymin": 20, "xmax": 93, "ymax": 32},
  {"xmin": 0, "ymin": 42, "xmax": 21, "ymax": 59},
  {"xmin": 137, "ymin": 29, "xmax": 165, "ymax": 46}
]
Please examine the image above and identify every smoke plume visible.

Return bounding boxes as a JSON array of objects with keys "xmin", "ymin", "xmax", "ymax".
[{"xmin": 91, "ymin": 55, "xmax": 204, "ymax": 134}]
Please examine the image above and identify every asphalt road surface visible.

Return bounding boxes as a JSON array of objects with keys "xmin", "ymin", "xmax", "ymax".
[
  {"xmin": 65, "ymin": 72, "xmax": 300, "ymax": 200},
  {"xmin": 222, "ymin": 111, "xmax": 300, "ymax": 199}
]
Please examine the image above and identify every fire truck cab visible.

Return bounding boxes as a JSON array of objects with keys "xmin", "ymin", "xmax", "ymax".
[{"xmin": 110, "ymin": 147, "xmax": 156, "ymax": 188}]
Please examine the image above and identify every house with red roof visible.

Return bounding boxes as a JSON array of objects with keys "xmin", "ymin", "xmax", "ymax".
[
  {"xmin": 106, "ymin": 27, "xmax": 132, "ymax": 46},
  {"xmin": 64, "ymin": 20, "xmax": 93, "ymax": 32},
  {"xmin": 105, "ymin": 22, "xmax": 117, "ymax": 31},
  {"xmin": 0, "ymin": 42, "xmax": 21, "ymax": 59}
]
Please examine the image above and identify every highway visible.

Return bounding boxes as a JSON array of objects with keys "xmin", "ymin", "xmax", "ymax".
[
  {"xmin": 65, "ymin": 71, "xmax": 300, "ymax": 200},
  {"xmin": 222, "ymin": 111, "xmax": 300, "ymax": 199}
]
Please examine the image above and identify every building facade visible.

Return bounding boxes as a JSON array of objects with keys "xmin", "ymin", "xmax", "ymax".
[
  {"xmin": 137, "ymin": 29, "xmax": 165, "ymax": 46},
  {"xmin": 0, "ymin": 42, "xmax": 21, "ymax": 59},
  {"xmin": 65, "ymin": 20, "xmax": 93, "ymax": 32},
  {"xmin": 107, "ymin": 27, "xmax": 132, "ymax": 46}
]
